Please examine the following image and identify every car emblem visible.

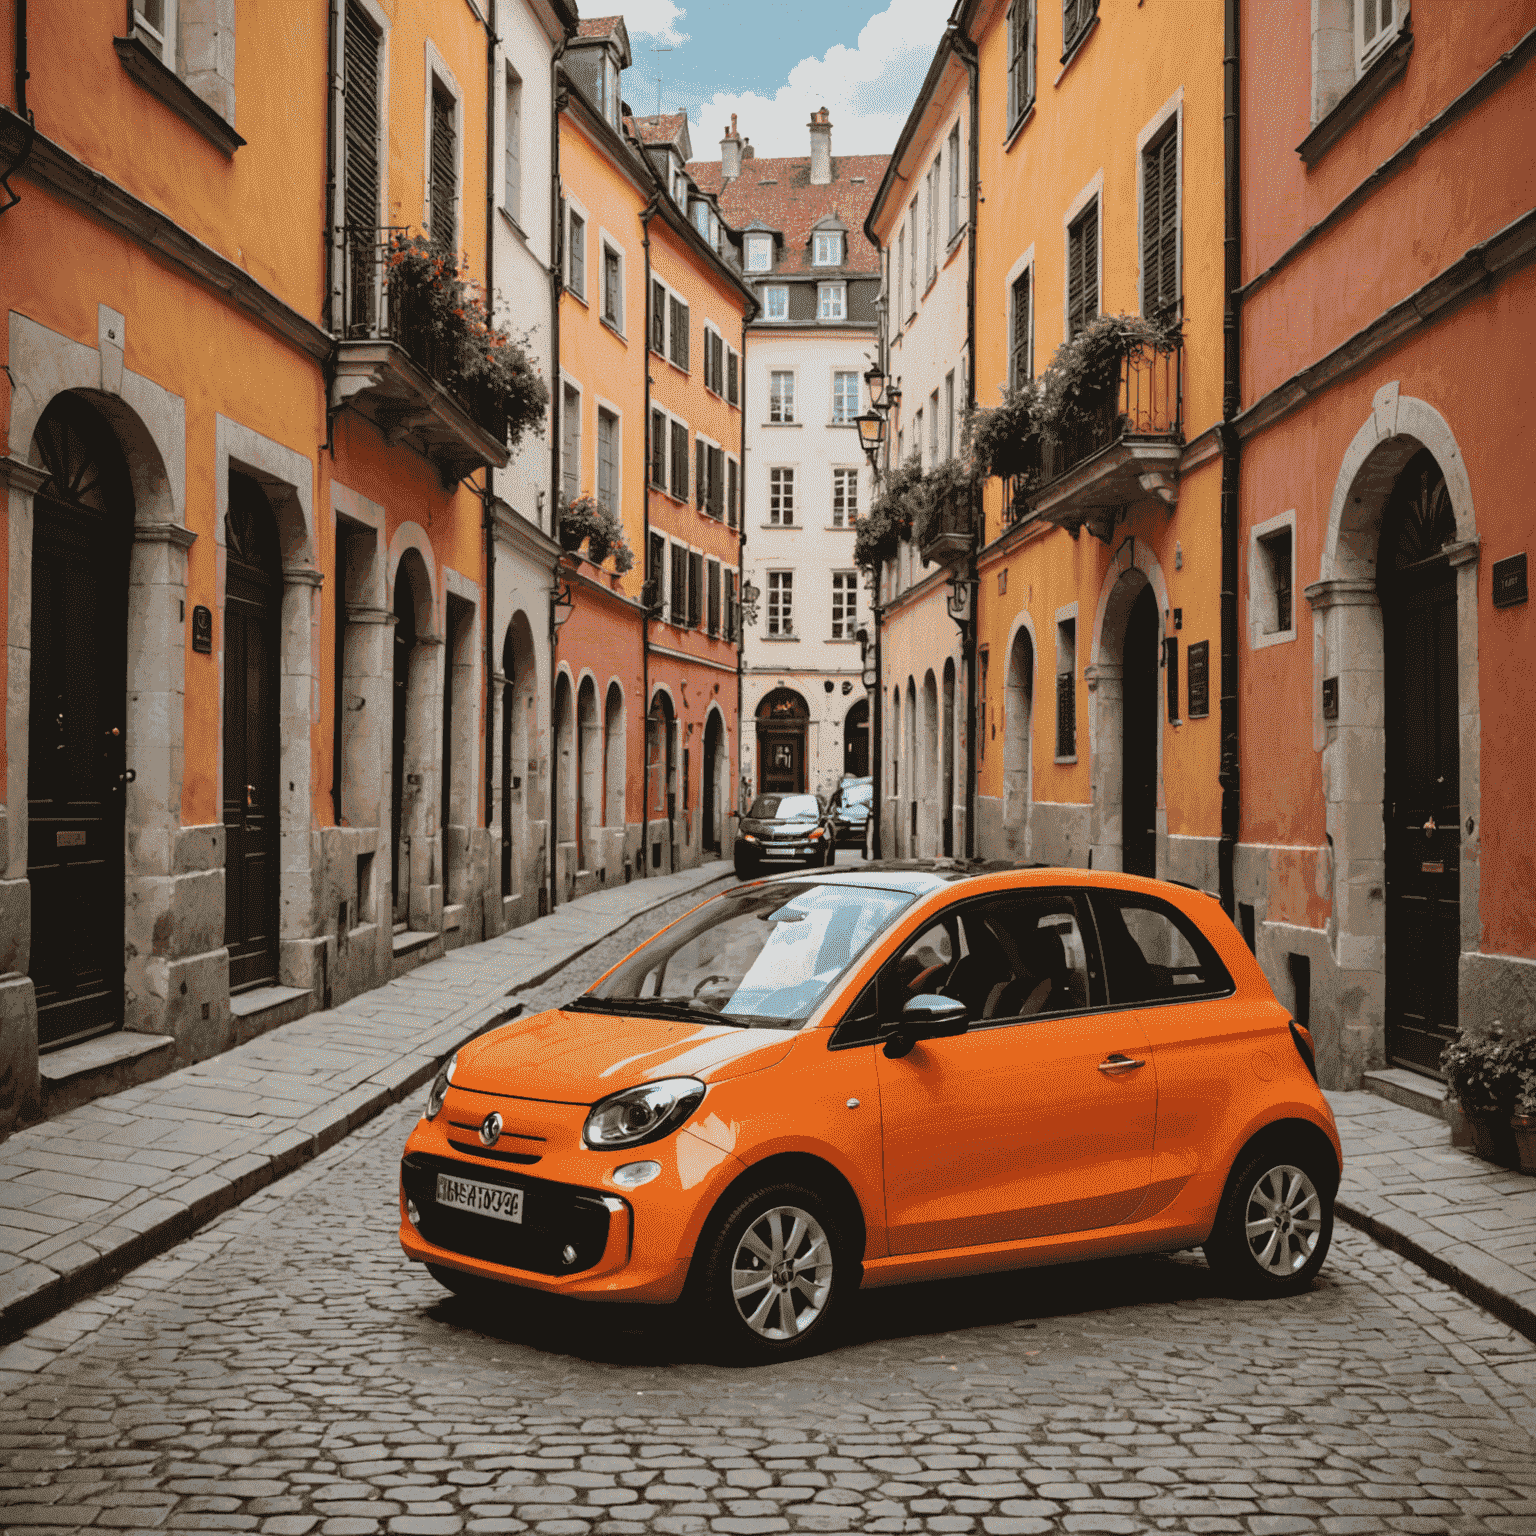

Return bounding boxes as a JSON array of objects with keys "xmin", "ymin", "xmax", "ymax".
[{"xmin": 479, "ymin": 1112, "xmax": 503, "ymax": 1147}]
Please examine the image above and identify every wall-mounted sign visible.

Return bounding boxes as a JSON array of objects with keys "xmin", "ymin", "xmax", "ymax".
[
  {"xmin": 1187, "ymin": 640, "xmax": 1210, "ymax": 719},
  {"xmin": 56, "ymin": 830, "xmax": 87, "ymax": 847},
  {"xmin": 1322, "ymin": 676, "xmax": 1339, "ymax": 720},
  {"xmin": 1493, "ymin": 552, "xmax": 1528, "ymax": 608},
  {"xmin": 191, "ymin": 605, "xmax": 213, "ymax": 654}
]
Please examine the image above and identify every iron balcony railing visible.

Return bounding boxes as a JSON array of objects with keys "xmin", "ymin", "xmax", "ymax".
[
  {"xmin": 1039, "ymin": 336, "xmax": 1183, "ymax": 485},
  {"xmin": 916, "ymin": 481, "xmax": 976, "ymax": 565},
  {"xmin": 334, "ymin": 225, "xmax": 509, "ymax": 445}
]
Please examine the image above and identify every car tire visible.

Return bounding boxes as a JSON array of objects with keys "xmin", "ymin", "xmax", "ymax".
[
  {"xmin": 1203, "ymin": 1144, "xmax": 1335, "ymax": 1298},
  {"xmin": 696, "ymin": 1183, "xmax": 848, "ymax": 1364}
]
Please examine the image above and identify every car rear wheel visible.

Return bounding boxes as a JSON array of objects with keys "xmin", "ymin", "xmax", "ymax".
[
  {"xmin": 697, "ymin": 1184, "xmax": 846, "ymax": 1363},
  {"xmin": 1204, "ymin": 1147, "xmax": 1334, "ymax": 1297}
]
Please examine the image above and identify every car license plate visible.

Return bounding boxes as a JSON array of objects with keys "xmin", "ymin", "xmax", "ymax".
[{"xmin": 435, "ymin": 1172, "xmax": 523, "ymax": 1224}]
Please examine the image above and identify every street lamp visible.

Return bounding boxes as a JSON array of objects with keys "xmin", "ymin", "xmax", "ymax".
[
  {"xmin": 863, "ymin": 361, "xmax": 889, "ymax": 412},
  {"xmin": 855, "ymin": 409, "xmax": 887, "ymax": 469},
  {"xmin": 946, "ymin": 573, "xmax": 977, "ymax": 628},
  {"xmin": 740, "ymin": 576, "xmax": 761, "ymax": 629},
  {"xmin": 550, "ymin": 565, "xmax": 575, "ymax": 635},
  {"xmin": 856, "ymin": 624, "xmax": 877, "ymax": 691}
]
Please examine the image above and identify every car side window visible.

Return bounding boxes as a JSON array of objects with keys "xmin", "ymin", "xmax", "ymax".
[
  {"xmin": 945, "ymin": 893, "xmax": 1103, "ymax": 1024},
  {"xmin": 829, "ymin": 917, "xmax": 956, "ymax": 1048},
  {"xmin": 1088, "ymin": 892, "xmax": 1234, "ymax": 1006}
]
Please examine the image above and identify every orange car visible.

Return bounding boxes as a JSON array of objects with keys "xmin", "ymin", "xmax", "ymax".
[{"xmin": 399, "ymin": 867, "xmax": 1341, "ymax": 1361}]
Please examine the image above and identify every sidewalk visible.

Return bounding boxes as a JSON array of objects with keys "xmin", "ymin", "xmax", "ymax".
[
  {"xmin": 1327, "ymin": 1088, "xmax": 1536, "ymax": 1344},
  {"xmin": 0, "ymin": 861, "xmax": 733, "ymax": 1343}
]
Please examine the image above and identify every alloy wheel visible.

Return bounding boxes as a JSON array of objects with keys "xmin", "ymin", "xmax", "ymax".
[
  {"xmin": 729, "ymin": 1204, "xmax": 833, "ymax": 1340},
  {"xmin": 1243, "ymin": 1163, "xmax": 1323, "ymax": 1276}
]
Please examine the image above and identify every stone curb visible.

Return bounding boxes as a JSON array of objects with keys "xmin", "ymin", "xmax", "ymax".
[
  {"xmin": 0, "ymin": 869, "xmax": 732, "ymax": 1344},
  {"xmin": 1335, "ymin": 1197, "xmax": 1536, "ymax": 1347}
]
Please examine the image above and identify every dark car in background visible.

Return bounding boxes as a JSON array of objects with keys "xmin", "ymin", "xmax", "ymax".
[
  {"xmin": 733, "ymin": 793, "xmax": 834, "ymax": 879},
  {"xmin": 828, "ymin": 777, "xmax": 872, "ymax": 851}
]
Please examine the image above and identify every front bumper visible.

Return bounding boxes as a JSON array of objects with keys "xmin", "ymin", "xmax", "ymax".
[{"xmin": 736, "ymin": 837, "xmax": 820, "ymax": 861}]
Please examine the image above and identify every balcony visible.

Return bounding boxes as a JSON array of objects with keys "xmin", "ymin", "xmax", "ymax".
[
  {"xmin": 330, "ymin": 227, "xmax": 512, "ymax": 487},
  {"xmin": 1031, "ymin": 337, "xmax": 1183, "ymax": 541},
  {"xmin": 916, "ymin": 480, "xmax": 976, "ymax": 569}
]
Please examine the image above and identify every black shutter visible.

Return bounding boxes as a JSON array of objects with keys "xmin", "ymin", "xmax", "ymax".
[
  {"xmin": 727, "ymin": 458, "xmax": 738, "ymax": 528},
  {"xmin": 1063, "ymin": 0, "xmax": 1096, "ymax": 58},
  {"xmin": 650, "ymin": 410, "xmax": 667, "ymax": 487},
  {"xmin": 726, "ymin": 571, "xmax": 738, "ymax": 640},
  {"xmin": 708, "ymin": 561, "xmax": 721, "ymax": 634},
  {"xmin": 689, "ymin": 552, "xmax": 704, "ymax": 627},
  {"xmin": 1165, "ymin": 637, "xmax": 1180, "ymax": 723},
  {"xmin": 671, "ymin": 544, "xmax": 688, "ymax": 624},
  {"xmin": 343, "ymin": 3, "xmax": 380, "ymax": 331},
  {"xmin": 696, "ymin": 439, "xmax": 706, "ymax": 510},
  {"xmin": 430, "ymin": 86, "xmax": 456, "ymax": 253},
  {"xmin": 708, "ymin": 446, "xmax": 725, "ymax": 519},
  {"xmin": 727, "ymin": 349, "xmax": 739, "ymax": 405},
  {"xmin": 1055, "ymin": 670, "xmax": 1076, "ymax": 757},
  {"xmin": 1143, "ymin": 129, "xmax": 1178, "ymax": 318},
  {"xmin": 671, "ymin": 420, "xmax": 688, "ymax": 499},
  {"xmin": 1067, "ymin": 199, "xmax": 1097, "ymax": 339},
  {"xmin": 651, "ymin": 280, "xmax": 666, "ymax": 352},
  {"xmin": 1010, "ymin": 269, "xmax": 1030, "ymax": 387}
]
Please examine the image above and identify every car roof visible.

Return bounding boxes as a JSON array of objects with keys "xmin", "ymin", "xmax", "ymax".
[{"xmin": 773, "ymin": 861, "xmax": 1226, "ymax": 904}]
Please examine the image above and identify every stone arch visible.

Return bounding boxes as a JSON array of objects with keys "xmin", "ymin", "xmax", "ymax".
[
  {"xmin": 1002, "ymin": 615, "xmax": 1037, "ymax": 858},
  {"xmin": 1309, "ymin": 384, "xmax": 1481, "ymax": 1080},
  {"xmin": 498, "ymin": 609, "xmax": 540, "ymax": 902},
  {"xmin": 603, "ymin": 680, "xmax": 627, "ymax": 831},
  {"xmin": 702, "ymin": 704, "xmax": 727, "ymax": 855},
  {"xmin": 1087, "ymin": 539, "xmax": 1171, "ymax": 874},
  {"xmin": 386, "ymin": 522, "xmax": 441, "ymax": 641},
  {"xmin": 921, "ymin": 670, "xmax": 939, "ymax": 859},
  {"xmin": 576, "ymin": 673, "xmax": 600, "ymax": 872}
]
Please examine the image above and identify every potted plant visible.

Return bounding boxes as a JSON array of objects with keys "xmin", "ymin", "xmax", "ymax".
[
  {"xmin": 555, "ymin": 494, "xmax": 633, "ymax": 575},
  {"xmin": 1442, "ymin": 1022, "xmax": 1522, "ymax": 1167},
  {"xmin": 1513, "ymin": 1069, "xmax": 1536, "ymax": 1176}
]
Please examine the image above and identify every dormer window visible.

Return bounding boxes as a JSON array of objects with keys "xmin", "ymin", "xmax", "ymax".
[
  {"xmin": 602, "ymin": 55, "xmax": 621, "ymax": 129},
  {"xmin": 693, "ymin": 202, "xmax": 711, "ymax": 237},
  {"xmin": 812, "ymin": 231, "xmax": 843, "ymax": 267},
  {"xmin": 746, "ymin": 235, "xmax": 773, "ymax": 272}
]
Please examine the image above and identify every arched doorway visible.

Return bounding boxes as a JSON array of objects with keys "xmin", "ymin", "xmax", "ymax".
[
  {"xmin": 391, "ymin": 551, "xmax": 435, "ymax": 926},
  {"xmin": 1122, "ymin": 586, "xmax": 1159, "ymax": 877},
  {"xmin": 1003, "ymin": 627, "xmax": 1034, "ymax": 857},
  {"xmin": 577, "ymin": 676, "xmax": 600, "ymax": 871},
  {"xmin": 1380, "ymin": 450, "xmax": 1460, "ymax": 1073},
  {"xmin": 647, "ymin": 691, "xmax": 676, "ymax": 870},
  {"xmin": 604, "ymin": 682, "xmax": 626, "ymax": 844},
  {"xmin": 843, "ymin": 697, "xmax": 869, "ymax": 778},
  {"xmin": 223, "ymin": 470, "xmax": 282, "ymax": 991},
  {"xmin": 756, "ymin": 688, "xmax": 809, "ymax": 794},
  {"xmin": 702, "ymin": 710, "xmax": 723, "ymax": 853},
  {"xmin": 553, "ymin": 672, "xmax": 576, "ymax": 871},
  {"xmin": 941, "ymin": 661, "xmax": 956, "ymax": 857},
  {"xmin": 921, "ymin": 671, "xmax": 939, "ymax": 857},
  {"xmin": 500, "ymin": 612, "xmax": 537, "ymax": 900},
  {"xmin": 27, "ymin": 396, "xmax": 133, "ymax": 1048}
]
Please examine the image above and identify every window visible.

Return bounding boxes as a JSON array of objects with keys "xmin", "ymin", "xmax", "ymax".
[
  {"xmin": 602, "ymin": 53, "xmax": 621, "ymax": 129},
  {"xmin": 603, "ymin": 244, "xmax": 623, "ymax": 330},
  {"xmin": 695, "ymin": 438, "xmax": 707, "ymax": 511},
  {"xmin": 726, "ymin": 570, "xmax": 739, "ymax": 641},
  {"xmin": 767, "ymin": 571, "xmax": 793, "ymax": 636},
  {"xmin": 925, "ymin": 162, "xmax": 938, "ymax": 282},
  {"xmin": 832, "ymin": 372, "xmax": 860, "ymax": 424},
  {"xmin": 707, "ymin": 560, "xmax": 721, "ymax": 634},
  {"xmin": 1358, "ymin": 0, "xmax": 1403, "ymax": 70},
  {"xmin": 746, "ymin": 235, "xmax": 772, "ymax": 272},
  {"xmin": 1062, "ymin": 0, "xmax": 1097, "ymax": 60},
  {"xmin": 727, "ymin": 457, "xmax": 739, "ymax": 528},
  {"xmin": 1009, "ymin": 267, "xmax": 1032, "ymax": 387},
  {"xmin": 694, "ymin": 202, "xmax": 711, "ymax": 237},
  {"xmin": 727, "ymin": 348, "xmax": 739, "ymax": 405},
  {"xmin": 818, "ymin": 283, "xmax": 846, "ymax": 321},
  {"xmin": 895, "ymin": 231, "xmax": 905, "ymax": 330},
  {"xmin": 1055, "ymin": 616, "xmax": 1077, "ymax": 759},
  {"xmin": 945, "ymin": 371, "xmax": 956, "ymax": 460},
  {"xmin": 343, "ymin": 3, "xmax": 381, "ymax": 310},
  {"xmin": 912, "ymin": 409, "xmax": 923, "ymax": 468},
  {"xmin": 689, "ymin": 552, "xmax": 704, "ymax": 628},
  {"xmin": 133, "ymin": 0, "xmax": 177, "ymax": 68},
  {"xmin": 907, "ymin": 200, "xmax": 918, "ymax": 315},
  {"xmin": 561, "ymin": 383, "xmax": 581, "ymax": 501},
  {"xmin": 1067, "ymin": 197, "xmax": 1098, "ymax": 340},
  {"xmin": 670, "ymin": 420, "xmax": 689, "ymax": 500},
  {"xmin": 1142, "ymin": 125, "xmax": 1179, "ymax": 320},
  {"xmin": 769, "ymin": 371, "xmax": 795, "ymax": 423},
  {"xmin": 504, "ymin": 67, "xmax": 522, "ymax": 222},
  {"xmin": 1253, "ymin": 520, "xmax": 1296, "ymax": 641},
  {"xmin": 832, "ymin": 468, "xmax": 858, "ymax": 527},
  {"xmin": 647, "ymin": 531, "xmax": 666, "ymax": 608},
  {"xmin": 430, "ymin": 83, "xmax": 458, "ymax": 254},
  {"xmin": 1090, "ymin": 892, "xmax": 1234, "ymax": 1006},
  {"xmin": 764, "ymin": 286, "xmax": 788, "ymax": 321},
  {"xmin": 649, "ymin": 408, "xmax": 667, "ymax": 488},
  {"xmin": 1007, "ymin": 0, "xmax": 1037, "ymax": 127},
  {"xmin": 831, "ymin": 571, "xmax": 857, "ymax": 639},
  {"xmin": 707, "ymin": 330, "xmax": 724, "ymax": 394},
  {"xmin": 947, "ymin": 125, "xmax": 961, "ymax": 240},
  {"xmin": 670, "ymin": 544, "xmax": 689, "ymax": 625},
  {"xmin": 708, "ymin": 445, "xmax": 725, "ymax": 519},
  {"xmin": 650, "ymin": 279, "xmax": 666, "ymax": 353},
  {"xmin": 596, "ymin": 409, "xmax": 618, "ymax": 514},
  {"xmin": 566, "ymin": 210, "xmax": 586, "ymax": 299},
  {"xmin": 813, "ymin": 231, "xmax": 843, "ymax": 266},
  {"xmin": 669, "ymin": 295, "xmax": 689, "ymax": 369},
  {"xmin": 769, "ymin": 468, "xmax": 795, "ymax": 526}
]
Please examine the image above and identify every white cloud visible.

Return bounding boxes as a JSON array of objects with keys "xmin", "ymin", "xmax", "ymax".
[
  {"xmin": 621, "ymin": 1, "xmax": 690, "ymax": 48},
  {"xmin": 684, "ymin": 0, "xmax": 947, "ymax": 158}
]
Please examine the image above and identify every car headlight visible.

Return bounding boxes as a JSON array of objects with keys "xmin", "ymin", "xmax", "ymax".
[
  {"xmin": 743, "ymin": 833, "xmax": 759, "ymax": 843},
  {"xmin": 808, "ymin": 826, "xmax": 824, "ymax": 840},
  {"xmin": 425, "ymin": 1054, "xmax": 457, "ymax": 1120},
  {"xmin": 583, "ymin": 1077, "xmax": 705, "ymax": 1149}
]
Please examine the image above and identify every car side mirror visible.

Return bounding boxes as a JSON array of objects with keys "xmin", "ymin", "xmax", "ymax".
[{"xmin": 882, "ymin": 993, "xmax": 969, "ymax": 1058}]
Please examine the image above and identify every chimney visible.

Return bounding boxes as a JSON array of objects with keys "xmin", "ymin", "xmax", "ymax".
[
  {"xmin": 808, "ymin": 106, "xmax": 832, "ymax": 185},
  {"xmin": 742, "ymin": 138, "xmax": 754, "ymax": 161},
  {"xmin": 721, "ymin": 113, "xmax": 742, "ymax": 182}
]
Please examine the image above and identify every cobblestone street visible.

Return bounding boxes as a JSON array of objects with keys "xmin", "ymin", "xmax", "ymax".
[{"xmin": 4, "ymin": 894, "xmax": 1536, "ymax": 1536}]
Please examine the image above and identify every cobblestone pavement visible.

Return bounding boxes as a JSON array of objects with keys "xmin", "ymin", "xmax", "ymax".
[{"xmin": 5, "ymin": 895, "xmax": 1536, "ymax": 1536}]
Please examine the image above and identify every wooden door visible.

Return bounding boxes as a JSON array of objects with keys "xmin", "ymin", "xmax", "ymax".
[
  {"xmin": 1121, "ymin": 585, "xmax": 1159, "ymax": 877},
  {"xmin": 27, "ymin": 400, "xmax": 131, "ymax": 1049},
  {"xmin": 222, "ymin": 473, "xmax": 281, "ymax": 993},
  {"xmin": 392, "ymin": 580, "xmax": 416, "ymax": 923},
  {"xmin": 1382, "ymin": 452, "xmax": 1461, "ymax": 1076},
  {"xmin": 759, "ymin": 731, "xmax": 804, "ymax": 795}
]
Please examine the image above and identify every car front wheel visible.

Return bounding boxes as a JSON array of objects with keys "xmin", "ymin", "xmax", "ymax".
[
  {"xmin": 1204, "ymin": 1147, "xmax": 1334, "ymax": 1297},
  {"xmin": 697, "ymin": 1184, "xmax": 846, "ymax": 1363}
]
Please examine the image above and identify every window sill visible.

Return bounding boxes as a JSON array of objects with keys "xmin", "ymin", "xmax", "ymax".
[
  {"xmin": 113, "ymin": 32, "xmax": 245, "ymax": 157},
  {"xmin": 824, "ymin": 637, "xmax": 858, "ymax": 645},
  {"xmin": 824, "ymin": 524, "xmax": 856, "ymax": 532},
  {"xmin": 762, "ymin": 634, "xmax": 800, "ymax": 643},
  {"xmin": 944, "ymin": 224, "xmax": 968, "ymax": 264},
  {"xmin": 1003, "ymin": 102, "xmax": 1036, "ymax": 153},
  {"xmin": 1053, "ymin": 754, "xmax": 1078, "ymax": 766},
  {"xmin": 827, "ymin": 420, "xmax": 858, "ymax": 429},
  {"xmin": 667, "ymin": 358, "xmax": 691, "ymax": 377},
  {"xmin": 600, "ymin": 316, "xmax": 626, "ymax": 342},
  {"xmin": 499, "ymin": 207, "xmax": 532, "ymax": 248},
  {"xmin": 1251, "ymin": 625, "xmax": 1298, "ymax": 651},
  {"xmin": 761, "ymin": 522, "xmax": 799, "ymax": 530},
  {"xmin": 1054, "ymin": 14, "xmax": 1099, "ymax": 86},
  {"xmin": 1297, "ymin": 28, "xmax": 1414, "ymax": 166},
  {"xmin": 565, "ymin": 287, "xmax": 589, "ymax": 308},
  {"xmin": 762, "ymin": 420, "xmax": 802, "ymax": 428}
]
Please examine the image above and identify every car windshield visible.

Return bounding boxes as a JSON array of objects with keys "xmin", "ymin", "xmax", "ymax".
[
  {"xmin": 747, "ymin": 794, "xmax": 821, "ymax": 821},
  {"xmin": 841, "ymin": 784, "xmax": 872, "ymax": 806},
  {"xmin": 576, "ymin": 882, "xmax": 915, "ymax": 1028}
]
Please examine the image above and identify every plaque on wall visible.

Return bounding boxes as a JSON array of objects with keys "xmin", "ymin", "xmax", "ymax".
[
  {"xmin": 1187, "ymin": 640, "xmax": 1210, "ymax": 719},
  {"xmin": 1322, "ymin": 675, "xmax": 1339, "ymax": 721},
  {"xmin": 1492, "ymin": 552, "xmax": 1528, "ymax": 608},
  {"xmin": 191, "ymin": 604, "xmax": 213, "ymax": 654}
]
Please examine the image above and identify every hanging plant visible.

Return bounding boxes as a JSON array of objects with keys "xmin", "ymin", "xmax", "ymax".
[
  {"xmin": 911, "ymin": 456, "xmax": 980, "ymax": 550},
  {"xmin": 557, "ymin": 494, "xmax": 634, "ymax": 575},
  {"xmin": 967, "ymin": 380, "xmax": 1042, "ymax": 484},
  {"xmin": 853, "ymin": 453, "xmax": 925, "ymax": 571}
]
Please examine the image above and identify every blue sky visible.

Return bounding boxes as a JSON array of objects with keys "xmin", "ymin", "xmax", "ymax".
[{"xmin": 614, "ymin": 0, "xmax": 949, "ymax": 159}]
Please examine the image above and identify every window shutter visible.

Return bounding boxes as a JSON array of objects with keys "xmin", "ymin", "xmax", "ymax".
[
  {"xmin": 689, "ymin": 552, "xmax": 704, "ymax": 627},
  {"xmin": 727, "ymin": 458, "xmax": 738, "ymax": 527},
  {"xmin": 430, "ymin": 86, "xmax": 456, "ymax": 253},
  {"xmin": 671, "ymin": 544, "xmax": 687, "ymax": 624},
  {"xmin": 1068, "ymin": 199, "xmax": 1097, "ymax": 339},
  {"xmin": 1142, "ymin": 130, "xmax": 1178, "ymax": 317},
  {"xmin": 670, "ymin": 296, "xmax": 689, "ymax": 368},
  {"xmin": 650, "ymin": 410, "xmax": 667, "ymax": 487},
  {"xmin": 1010, "ymin": 269, "xmax": 1030, "ymax": 387},
  {"xmin": 651, "ymin": 280, "xmax": 666, "ymax": 352},
  {"xmin": 343, "ymin": 4, "xmax": 380, "ymax": 262},
  {"xmin": 708, "ymin": 561, "xmax": 721, "ymax": 634},
  {"xmin": 727, "ymin": 348, "xmax": 739, "ymax": 405},
  {"xmin": 709, "ymin": 446, "xmax": 725, "ymax": 518},
  {"xmin": 696, "ymin": 439, "xmax": 706, "ymax": 510},
  {"xmin": 671, "ymin": 420, "xmax": 688, "ymax": 499}
]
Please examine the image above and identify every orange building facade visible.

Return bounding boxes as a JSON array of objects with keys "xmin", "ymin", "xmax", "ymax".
[{"xmin": 0, "ymin": 0, "xmax": 575, "ymax": 1135}]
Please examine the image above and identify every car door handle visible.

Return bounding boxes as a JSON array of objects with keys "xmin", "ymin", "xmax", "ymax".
[{"xmin": 1098, "ymin": 1053, "xmax": 1145, "ymax": 1074}]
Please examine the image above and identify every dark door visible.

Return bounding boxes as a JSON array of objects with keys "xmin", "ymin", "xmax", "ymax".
[
  {"xmin": 844, "ymin": 698, "xmax": 869, "ymax": 778},
  {"xmin": 702, "ymin": 715, "xmax": 720, "ymax": 853},
  {"xmin": 759, "ymin": 731, "xmax": 804, "ymax": 795},
  {"xmin": 222, "ymin": 473, "xmax": 281, "ymax": 993},
  {"xmin": 27, "ymin": 398, "xmax": 131, "ymax": 1049},
  {"xmin": 1122, "ymin": 585, "xmax": 1159, "ymax": 877},
  {"xmin": 1382, "ymin": 451, "xmax": 1461, "ymax": 1076},
  {"xmin": 392, "ymin": 579, "xmax": 417, "ymax": 923}
]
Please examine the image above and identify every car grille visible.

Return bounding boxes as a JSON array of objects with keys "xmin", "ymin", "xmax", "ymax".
[{"xmin": 401, "ymin": 1152, "xmax": 613, "ymax": 1275}]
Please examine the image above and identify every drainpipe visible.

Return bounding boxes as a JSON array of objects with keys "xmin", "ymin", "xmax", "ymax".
[
  {"xmin": 869, "ymin": 244, "xmax": 888, "ymax": 861},
  {"xmin": 546, "ymin": 50, "xmax": 569, "ymax": 910},
  {"xmin": 1218, "ymin": 0, "xmax": 1242, "ymax": 916},
  {"xmin": 482, "ymin": 0, "xmax": 498, "ymax": 862},
  {"xmin": 639, "ymin": 196, "xmax": 661, "ymax": 875},
  {"xmin": 954, "ymin": 28, "xmax": 981, "ymax": 860},
  {"xmin": 737, "ymin": 311, "xmax": 749, "ymax": 846},
  {"xmin": 1, "ymin": 0, "xmax": 36, "ymax": 218}
]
